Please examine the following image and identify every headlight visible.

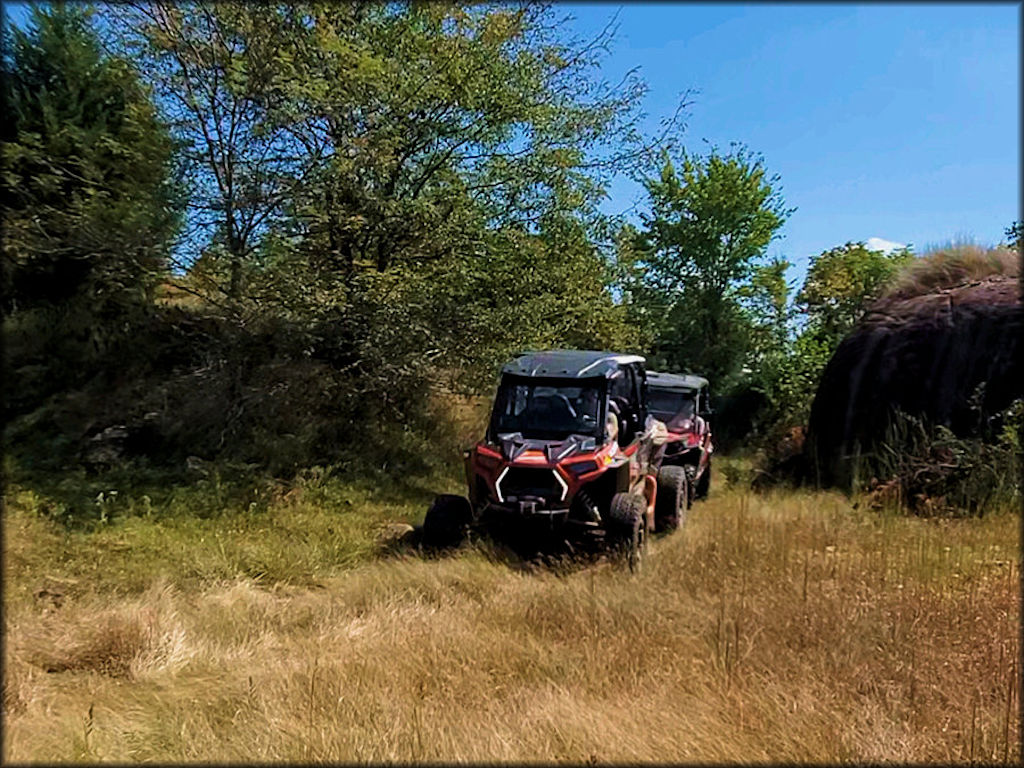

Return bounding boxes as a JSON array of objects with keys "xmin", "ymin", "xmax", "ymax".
[{"xmin": 565, "ymin": 460, "xmax": 599, "ymax": 476}]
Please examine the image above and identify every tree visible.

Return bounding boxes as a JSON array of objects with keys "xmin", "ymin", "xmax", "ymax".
[
  {"xmin": 250, "ymin": 2, "xmax": 666, "ymax": 394},
  {"xmin": 756, "ymin": 241, "xmax": 914, "ymax": 426},
  {"xmin": 742, "ymin": 256, "xmax": 793, "ymax": 358},
  {"xmin": 1005, "ymin": 221, "xmax": 1022, "ymax": 249},
  {"xmin": 109, "ymin": 2, "xmax": 313, "ymax": 307},
  {"xmin": 115, "ymin": 3, "xmax": 675, "ymax": 306},
  {"xmin": 629, "ymin": 145, "xmax": 793, "ymax": 387},
  {"xmin": 796, "ymin": 241, "xmax": 913, "ymax": 349},
  {"xmin": 90, "ymin": 1, "xmax": 670, "ymax": 463},
  {"xmin": 1, "ymin": 2, "xmax": 181, "ymax": 318}
]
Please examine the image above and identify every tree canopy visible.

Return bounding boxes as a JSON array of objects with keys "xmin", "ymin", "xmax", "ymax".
[
  {"xmin": 2, "ymin": 2, "xmax": 181, "ymax": 317},
  {"xmin": 796, "ymin": 240, "xmax": 913, "ymax": 348},
  {"xmin": 626, "ymin": 145, "xmax": 793, "ymax": 387},
  {"xmin": 4, "ymin": 1, "xmax": 953, "ymax": 475},
  {"xmin": 105, "ymin": 1, "xmax": 664, "ymax": 395}
]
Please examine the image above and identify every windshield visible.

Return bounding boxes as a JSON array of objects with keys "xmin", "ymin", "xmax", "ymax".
[
  {"xmin": 491, "ymin": 377, "xmax": 605, "ymax": 439},
  {"xmin": 648, "ymin": 388, "xmax": 696, "ymax": 425}
]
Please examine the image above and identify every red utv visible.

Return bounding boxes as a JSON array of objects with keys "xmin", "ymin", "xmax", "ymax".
[
  {"xmin": 646, "ymin": 372, "xmax": 714, "ymax": 506},
  {"xmin": 422, "ymin": 350, "xmax": 685, "ymax": 569}
]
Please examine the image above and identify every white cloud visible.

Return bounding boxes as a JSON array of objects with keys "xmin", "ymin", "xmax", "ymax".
[{"xmin": 865, "ymin": 237, "xmax": 906, "ymax": 254}]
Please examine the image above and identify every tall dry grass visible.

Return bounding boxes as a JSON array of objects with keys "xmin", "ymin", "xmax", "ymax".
[
  {"xmin": 4, "ymin": 483, "xmax": 1020, "ymax": 762},
  {"xmin": 882, "ymin": 242, "xmax": 1019, "ymax": 299}
]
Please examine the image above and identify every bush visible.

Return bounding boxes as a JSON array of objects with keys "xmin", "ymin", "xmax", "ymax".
[
  {"xmin": 3, "ymin": 302, "xmax": 468, "ymax": 481},
  {"xmin": 862, "ymin": 399, "xmax": 1022, "ymax": 516}
]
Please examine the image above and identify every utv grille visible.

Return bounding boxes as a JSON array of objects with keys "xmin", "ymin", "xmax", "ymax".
[{"xmin": 497, "ymin": 467, "xmax": 567, "ymax": 502}]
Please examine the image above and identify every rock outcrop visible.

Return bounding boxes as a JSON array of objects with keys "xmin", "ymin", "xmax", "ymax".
[{"xmin": 804, "ymin": 270, "xmax": 1022, "ymax": 490}]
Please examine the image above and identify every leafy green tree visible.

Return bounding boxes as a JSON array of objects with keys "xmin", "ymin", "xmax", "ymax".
[
  {"xmin": 96, "ymin": 1, "xmax": 666, "ymax": 462},
  {"xmin": 110, "ymin": 2, "xmax": 314, "ymax": 306},
  {"xmin": 439, "ymin": 213, "xmax": 643, "ymax": 390},
  {"xmin": 117, "ymin": 2, "xmax": 670, "ymax": 305},
  {"xmin": 796, "ymin": 241, "xmax": 913, "ymax": 349},
  {"xmin": 629, "ymin": 145, "xmax": 793, "ymax": 387},
  {"xmin": 753, "ymin": 241, "xmax": 914, "ymax": 427},
  {"xmin": 1, "ymin": 2, "xmax": 181, "ymax": 317},
  {"xmin": 741, "ymin": 256, "xmax": 793, "ymax": 357},
  {"xmin": 271, "ymin": 2, "xmax": 664, "ymax": 290},
  {"xmin": 254, "ymin": 2, "xmax": 662, "ymax": 394}
]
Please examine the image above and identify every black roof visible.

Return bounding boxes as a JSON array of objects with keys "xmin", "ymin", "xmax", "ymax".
[
  {"xmin": 647, "ymin": 371, "xmax": 709, "ymax": 391},
  {"xmin": 501, "ymin": 350, "xmax": 646, "ymax": 379}
]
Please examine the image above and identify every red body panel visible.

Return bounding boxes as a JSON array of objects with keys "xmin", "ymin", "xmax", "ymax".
[
  {"xmin": 465, "ymin": 438, "xmax": 657, "ymax": 529},
  {"xmin": 662, "ymin": 415, "xmax": 714, "ymax": 474},
  {"xmin": 467, "ymin": 440, "xmax": 618, "ymax": 503}
]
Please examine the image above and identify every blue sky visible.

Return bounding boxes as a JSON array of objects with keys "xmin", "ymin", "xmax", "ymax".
[
  {"xmin": 5, "ymin": 2, "xmax": 1019, "ymax": 288},
  {"xmin": 563, "ymin": 2, "xmax": 1020, "ymax": 284}
]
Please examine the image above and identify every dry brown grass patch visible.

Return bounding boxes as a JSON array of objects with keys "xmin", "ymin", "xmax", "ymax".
[
  {"xmin": 883, "ymin": 243, "xmax": 1020, "ymax": 299},
  {"xmin": 3, "ymin": 487, "xmax": 1020, "ymax": 762}
]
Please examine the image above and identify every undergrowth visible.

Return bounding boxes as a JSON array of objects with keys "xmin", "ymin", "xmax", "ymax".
[{"xmin": 859, "ymin": 398, "xmax": 1022, "ymax": 516}]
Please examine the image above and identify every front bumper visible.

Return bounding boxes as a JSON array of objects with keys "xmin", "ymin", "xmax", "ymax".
[
  {"xmin": 479, "ymin": 500, "xmax": 601, "ymax": 530},
  {"xmin": 482, "ymin": 499, "xmax": 568, "ymax": 519}
]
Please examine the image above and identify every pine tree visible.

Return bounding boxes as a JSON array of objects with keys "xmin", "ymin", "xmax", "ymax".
[{"xmin": 2, "ymin": 2, "xmax": 181, "ymax": 316}]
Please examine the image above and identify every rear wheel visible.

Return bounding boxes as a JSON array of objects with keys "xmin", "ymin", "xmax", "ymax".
[
  {"xmin": 655, "ymin": 465, "xmax": 688, "ymax": 532},
  {"xmin": 422, "ymin": 494, "xmax": 473, "ymax": 548},
  {"xmin": 695, "ymin": 462, "xmax": 711, "ymax": 500},
  {"xmin": 608, "ymin": 492, "xmax": 646, "ymax": 572}
]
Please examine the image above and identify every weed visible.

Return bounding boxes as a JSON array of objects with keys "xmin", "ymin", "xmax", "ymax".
[{"xmin": 862, "ymin": 401, "xmax": 1022, "ymax": 516}]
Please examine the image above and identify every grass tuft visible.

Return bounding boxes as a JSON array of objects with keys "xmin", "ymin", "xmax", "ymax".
[{"xmin": 882, "ymin": 243, "xmax": 1019, "ymax": 299}]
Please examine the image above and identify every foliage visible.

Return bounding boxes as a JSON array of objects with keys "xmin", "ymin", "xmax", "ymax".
[
  {"xmin": 627, "ymin": 145, "xmax": 793, "ymax": 389},
  {"xmin": 13, "ymin": 2, "xmax": 1010, "ymax": 477},
  {"xmin": 865, "ymin": 399, "xmax": 1022, "ymax": 516},
  {"xmin": 272, "ymin": 2, "xmax": 656, "ymax": 273},
  {"xmin": 1, "ymin": 2, "xmax": 181, "ymax": 319},
  {"xmin": 109, "ymin": 2, "xmax": 314, "ymax": 303},
  {"xmin": 1005, "ymin": 220, "xmax": 1022, "ymax": 249},
  {"xmin": 741, "ymin": 241, "xmax": 915, "ymax": 428},
  {"xmin": 797, "ymin": 241, "xmax": 913, "ymax": 349},
  {"xmin": 255, "ymin": 1, "xmax": 657, "ymax": 391},
  {"xmin": 114, "ymin": 1, "xmax": 664, "ymax": 306},
  {"xmin": 748, "ymin": 325, "xmax": 831, "ymax": 434},
  {"xmin": 107, "ymin": 1, "xmax": 658, "ymax": 450},
  {"xmin": 7, "ymin": 2, "xmax": 661, "ymax": 477}
]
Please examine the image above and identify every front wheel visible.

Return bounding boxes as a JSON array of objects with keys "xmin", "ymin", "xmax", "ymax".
[
  {"xmin": 607, "ymin": 492, "xmax": 647, "ymax": 572},
  {"xmin": 695, "ymin": 462, "xmax": 711, "ymax": 500},
  {"xmin": 422, "ymin": 494, "xmax": 473, "ymax": 548}
]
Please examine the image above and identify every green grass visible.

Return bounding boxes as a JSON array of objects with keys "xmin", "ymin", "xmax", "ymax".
[{"xmin": 3, "ymin": 462, "xmax": 463, "ymax": 608}]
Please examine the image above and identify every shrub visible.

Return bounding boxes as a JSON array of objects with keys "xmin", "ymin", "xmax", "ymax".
[{"xmin": 862, "ymin": 399, "xmax": 1022, "ymax": 516}]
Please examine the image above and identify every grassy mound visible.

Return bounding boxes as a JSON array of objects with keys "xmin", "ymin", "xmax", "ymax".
[{"xmin": 883, "ymin": 242, "xmax": 1019, "ymax": 300}]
